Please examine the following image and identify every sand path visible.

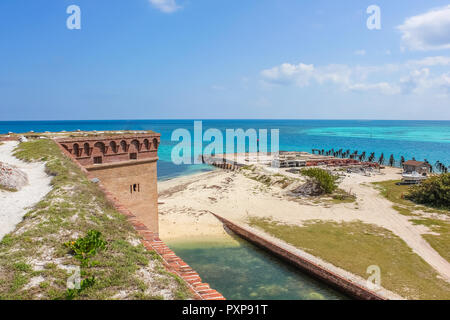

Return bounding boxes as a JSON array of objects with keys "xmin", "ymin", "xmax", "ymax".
[
  {"xmin": 340, "ymin": 173, "xmax": 450, "ymax": 282},
  {"xmin": 0, "ymin": 141, "xmax": 52, "ymax": 240},
  {"xmin": 158, "ymin": 167, "xmax": 450, "ymax": 282}
]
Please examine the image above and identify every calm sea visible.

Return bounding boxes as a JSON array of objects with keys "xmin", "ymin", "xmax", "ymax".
[{"xmin": 1, "ymin": 120, "xmax": 449, "ymax": 180}]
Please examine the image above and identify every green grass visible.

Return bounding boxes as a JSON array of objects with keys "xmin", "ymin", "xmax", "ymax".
[
  {"xmin": 0, "ymin": 185, "xmax": 18, "ymax": 192},
  {"xmin": 248, "ymin": 217, "xmax": 450, "ymax": 300},
  {"xmin": 330, "ymin": 189, "xmax": 357, "ymax": 204},
  {"xmin": 0, "ymin": 139, "xmax": 192, "ymax": 300},
  {"xmin": 410, "ymin": 219, "xmax": 450, "ymax": 263},
  {"xmin": 372, "ymin": 180, "xmax": 449, "ymax": 215},
  {"xmin": 372, "ymin": 180, "xmax": 411, "ymax": 206},
  {"xmin": 372, "ymin": 180, "xmax": 450, "ymax": 263}
]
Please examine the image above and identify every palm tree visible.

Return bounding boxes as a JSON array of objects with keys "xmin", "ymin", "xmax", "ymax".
[
  {"xmin": 389, "ymin": 154, "xmax": 395, "ymax": 167},
  {"xmin": 435, "ymin": 161, "xmax": 443, "ymax": 173},
  {"xmin": 368, "ymin": 152, "xmax": 375, "ymax": 162},
  {"xmin": 360, "ymin": 151, "xmax": 366, "ymax": 162},
  {"xmin": 400, "ymin": 156, "xmax": 405, "ymax": 167},
  {"xmin": 378, "ymin": 153, "xmax": 385, "ymax": 165}
]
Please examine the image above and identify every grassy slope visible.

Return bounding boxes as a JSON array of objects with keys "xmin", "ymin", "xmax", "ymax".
[
  {"xmin": 248, "ymin": 218, "xmax": 450, "ymax": 300},
  {"xmin": 372, "ymin": 180, "xmax": 450, "ymax": 263},
  {"xmin": 0, "ymin": 139, "xmax": 191, "ymax": 300}
]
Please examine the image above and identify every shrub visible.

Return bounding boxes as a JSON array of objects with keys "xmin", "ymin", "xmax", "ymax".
[
  {"xmin": 406, "ymin": 173, "xmax": 450, "ymax": 209},
  {"xmin": 64, "ymin": 230, "xmax": 106, "ymax": 266},
  {"xmin": 300, "ymin": 168, "xmax": 338, "ymax": 194}
]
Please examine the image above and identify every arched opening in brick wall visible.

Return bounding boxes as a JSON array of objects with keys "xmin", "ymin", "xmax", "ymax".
[
  {"xmin": 130, "ymin": 140, "xmax": 140, "ymax": 152},
  {"xmin": 94, "ymin": 142, "xmax": 106, "ymax": 154},
  {"xmin": 143, "ymin": 139, "xmax": 150, "ymax": 150},
  {"xmin": 120, "ymin": 140, "xmax": 127, "ymax": 152},
  {"xmin": 110, "ymin": 141, "xmax": 117, "ymax": 153},
  {"xmin": 83, "ymin": 143, "xmax": 90, "ymax": 156},
  {"xmin": 73, "ymin": 143, "xmax": 80, "ymax": 157}
]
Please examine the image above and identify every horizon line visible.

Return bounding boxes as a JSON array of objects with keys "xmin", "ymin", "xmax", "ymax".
[{"xmin": 1, "ymin": 118, "xmax": 450, "ymax": 122}]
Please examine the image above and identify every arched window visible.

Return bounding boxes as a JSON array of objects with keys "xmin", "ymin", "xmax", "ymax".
[
  {"xmin": 73, "ymin": 143, "xmax": 80, "ymax": 156},
  {"xmin": 110, "ymin": 141, "xmax": 117, "ymax": 153},
  {"xmin": 94, "ymin": 142, "xmax": 106, "ymax": 154},
  {"xmin": 143, "ymin": 139, "xmax": 150, "ymax": 150},
  {"xmin": 130, "ymin": 140, "xmax": 140, "ymax": 152},
  {"xmin": 84, "ymin": 143, "xmax": 90, "ymax": 156},
  {"xmin": 153, "ymin": 138, "xmax": 159, "ymax": 150},
  {"xmin": 120, "ymin": 140, "xmax": 127, "ymax": 152}
]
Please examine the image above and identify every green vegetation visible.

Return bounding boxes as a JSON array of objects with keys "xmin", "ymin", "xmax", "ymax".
[
  {"xmin": 411, "ymin": 219, "xmax": 450, "ymax": 263},
  {"xmin": 373, "ymin": 179, "xmax": 449, "ymax": 215},
  {"xmin": 300, "ymin": 168, "xmax": 338, "ymax": 194},
  {"xmin": 406, "ymin": 174, "xmax": 450, "ymax": 209},
  {"xmin": 64, "ymin": 230, "xmax": 107, "ymax": 266},
  {"xmin": 0, "ymin": 139, "xmax": 191, "ymax": 300},
  {"xmin": 372, "ymin": 180, "xmax": 450, "ymax": 263},
  {"xmin": 330, "ymin": 189, "xmax": 357, "ymax": 204},
  {"xmin": 0, "ymin": 185, "xmax": 18, "ymax": 192},
  {"xmin": 248, "ymin": 217, "xmax": 450, "ymax": 300}
]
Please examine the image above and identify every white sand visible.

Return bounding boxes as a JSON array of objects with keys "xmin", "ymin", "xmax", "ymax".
[
  {"xmin": 0, "ymin": 141, "xmax": 52, "ymax": 240},
  {"xmin": 158, "ymin": 167, "xmax": 450, "ymax": 283}
]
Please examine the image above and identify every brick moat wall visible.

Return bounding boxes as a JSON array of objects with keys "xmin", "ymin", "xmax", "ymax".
[{"xmin": 212, "ymin": 213, "xmax": 386, "ymax": 300}]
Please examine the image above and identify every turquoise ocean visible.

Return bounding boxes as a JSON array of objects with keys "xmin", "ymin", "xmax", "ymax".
[{"xmin": 1, "ymin": 120, "xmax": 449, "ymax": 180}]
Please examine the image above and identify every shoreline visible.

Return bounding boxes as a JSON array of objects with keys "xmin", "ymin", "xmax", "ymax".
[{"xmin": 158, "ymin": 163, "xmax": 450, "ymax": 299}]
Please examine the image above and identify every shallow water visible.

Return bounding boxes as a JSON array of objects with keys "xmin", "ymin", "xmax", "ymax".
[{"xmin": 168, "ymin": 234, "xmax": 347, "ymax": 300}]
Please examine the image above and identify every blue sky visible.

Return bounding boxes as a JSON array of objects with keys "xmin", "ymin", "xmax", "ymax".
[{"xmin": 1, "ymin": 0, "xmax": 450, "ymax": 120}]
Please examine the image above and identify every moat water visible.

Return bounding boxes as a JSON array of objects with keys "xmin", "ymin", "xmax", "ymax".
[{"xmin": 168, "ymin": 235, "xmax": 347, "ymax": 300}]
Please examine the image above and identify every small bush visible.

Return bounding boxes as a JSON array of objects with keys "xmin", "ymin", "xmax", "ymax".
[
  {"xmin": 406, "ymin": 173, "xmax": 450, "ymax": 209},
  {"xmin": 300, "ymin": 168, "xmax": 338, "ymax": 194},
  {"xmin": 65, "ymin": 276, "xmax": 96, "ymax": 300},
  {"xmin": 64, "ymin": 230, "xmax": 106, "ymax": 266}
]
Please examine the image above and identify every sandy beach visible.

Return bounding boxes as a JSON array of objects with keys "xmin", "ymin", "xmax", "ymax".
[
  {"xmin": 0, "ymin": 141, "xmax": 52, "ymax": 240},
  {"xmin": 158, "ymin": 166, "xmax": 450, "ymax": 283}
]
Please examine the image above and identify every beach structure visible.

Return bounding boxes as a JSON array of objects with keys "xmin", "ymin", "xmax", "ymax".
[
  {"xmin": 56, "ymin": 133, "xmax": 161, "ymax": 234},
  {"xmin": 203, "ymin": 151, "xmax": 378, "ymax": 171},
  {"xmin": 402, "ymin": 160, "xmax": 431, "ymax": 175},
  {"xmin": 401, "ymin": 160, "xmax": 431, "ymax": 184}
]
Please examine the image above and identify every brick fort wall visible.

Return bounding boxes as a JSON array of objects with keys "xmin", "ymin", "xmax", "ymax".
[{"xmin": 56, "ymin": 133, "xmax": 161, "ymax": 234}]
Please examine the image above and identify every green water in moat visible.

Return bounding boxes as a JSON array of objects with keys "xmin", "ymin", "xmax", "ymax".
[{"xmin": 168, "ymin": 234, "xmax": 347, "ymax": 300}]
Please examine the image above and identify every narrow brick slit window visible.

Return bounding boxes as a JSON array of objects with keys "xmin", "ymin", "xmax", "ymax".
[
  {"xmin": 93, "ymin": 156, "xmax": 102, "ymax": 164},
  {"xmin": 130, "ymin": 184, "xmax": 140, "ymax": 193},
  {"xmin": 130, "ymin": 153, "xmax": 137, "ymax": 160}
]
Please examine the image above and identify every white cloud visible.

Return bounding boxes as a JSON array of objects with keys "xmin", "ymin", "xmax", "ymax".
[
  {"xmin": 400, "ymin": 68, "xmax": 431, "ymax": 94},
  {"xmin": 397, "ymin": 5, "xmax": 450, "ymax": 51},
  {"xmin": 407, "ymin": 56, "xmax": 450, "ymax": 67},
  {"xmin": 354, "ymin": 50, "xmax": 366, "ymax": 56},
  {"xmin": 349, "ymin": 82, "xmax": 401, "ymax": 95},
  {"xmin": 260, "ymin": 63, "xmax": 314, "ymax": 87},
  {"xmin": 149, "ymin": 0, "xmax": 181, "ymax": 13},
  {"xmin": 260, "ymin": 59, "xmax": 450, "ymax": 96}
]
